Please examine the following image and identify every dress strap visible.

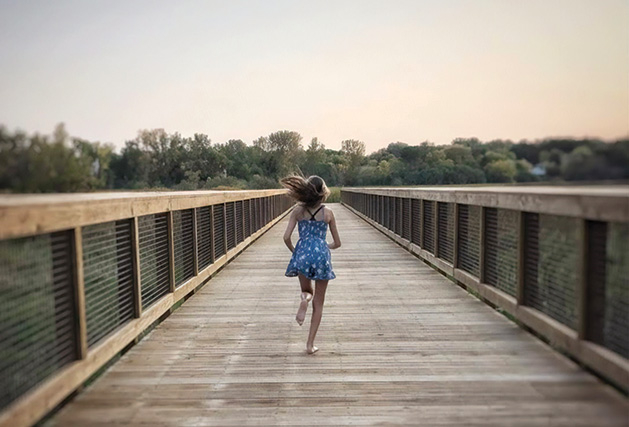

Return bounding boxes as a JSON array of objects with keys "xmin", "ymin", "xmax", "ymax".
[{"xmin": 308, "ymin": 205, "xmax": 325, "ymax": 220}]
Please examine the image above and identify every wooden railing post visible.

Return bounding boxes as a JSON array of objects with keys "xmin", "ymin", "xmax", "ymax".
[
  {"xmin": 577, "ymin": 219, "xmax": 589, "ymax": 339},
  {"xmin": 242, "ymin": 201, "xmax": 246, "ymax": 240},
  {"xmin": 479, "ymin": 206, "xmax": 487, "ymax": 284},
  {"xmin": 233, "ymin": 201, "xmax": 238, "ymax": 244},
  {"xmin": 248, "ymin": 199, "xmax": 252, "ymax": 237},
  {"xmin": 419, "ymin": 199, "xmax": 425, "ymax": 249},
  {"xmin": 453, "ymin": 203, "xmax": 459, "ymax": 269},
  {"xmin": 167, "ymin": 211, "xmax": 175, "ymax": 292},
  {"xmin": 516, "ymin": 211, "xmax": 525, "ymax": 305},
  {"xmin": 210, "ymin": 205, "xmax": 216, "ymax": 262},
  {"xmin": 407, "ymin": 197, "xmax": 412, "ymax": 240},
  {"xmin": 72, "ymin": 227, "xmax": 88, "ymax": 359},
  {"xmin": 131, "ymin": 218, "xmax": 142, "ymax": 318},
  {"xmin": 434, "ymin": 201, "xmax": 440, "ymax": 257},
  {"xmin": 192, "ymin": 209, "xmax": 199, "ymax": 277},
  {"xmin": 223, "ymin": 203, "xmax": 228, "ymax": 255}
]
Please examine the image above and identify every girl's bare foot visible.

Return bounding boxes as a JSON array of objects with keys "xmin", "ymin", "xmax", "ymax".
[
  {"xmin": 306, "ymin": 346, "xmax": 319, "ymax": 354},
  {"xmin": 295, "ymin": 292, "xmax": 312, "ymax": 326}
]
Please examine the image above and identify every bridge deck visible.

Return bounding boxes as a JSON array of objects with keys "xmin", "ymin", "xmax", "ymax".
[{"xmin": 51, "ymin": 204, "xmax": 627, "ymax": 426}]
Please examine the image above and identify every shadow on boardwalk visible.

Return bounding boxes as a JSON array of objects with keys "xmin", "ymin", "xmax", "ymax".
[{"xmin": 51, "ymin": 204, "xmax": 627, "ymax": 426}]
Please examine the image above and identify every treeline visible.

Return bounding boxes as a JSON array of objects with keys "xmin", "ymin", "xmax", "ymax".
[{"xmin": 0, "ymin": 123, "xmax": 627, "ymax": 193}]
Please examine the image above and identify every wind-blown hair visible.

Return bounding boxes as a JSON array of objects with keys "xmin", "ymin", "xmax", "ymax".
[{"xmin": 280, "ymin": 175, "xmax": 330, "ymax": 208}]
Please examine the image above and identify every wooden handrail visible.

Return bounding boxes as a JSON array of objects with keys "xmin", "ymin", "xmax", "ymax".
[
  {"xmin": 0, "ymin": 189, "xmax": 292, "ymax": 427},
  {"xmin": 0, "ymin": 189, "xmax": 287, "ymax": 240},
  {"xmin": 341, "ymin": 186, "xmax": 629, "ymax": 222}
]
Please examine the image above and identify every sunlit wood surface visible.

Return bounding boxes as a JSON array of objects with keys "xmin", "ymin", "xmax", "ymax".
[{"xmin": 51, "ymin": 204, "xmax": 628, "ymax": 426}]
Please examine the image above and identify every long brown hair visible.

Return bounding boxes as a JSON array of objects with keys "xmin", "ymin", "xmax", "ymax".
[{"xmin": 280, "ymin": 175, "xmax": 330, "ymax": 208}]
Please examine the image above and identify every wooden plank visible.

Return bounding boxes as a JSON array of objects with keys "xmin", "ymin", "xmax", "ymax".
[
  {"xmin": 131, "ymin": 217, "xmax": 142, "ymax": 318},
  {"xmin": 49, "ymin": 204, "xmax": 628, "ymax": 427},
  {"xmin": 72, "ymin": 227, "xmax": 88, "ymax": 360}
]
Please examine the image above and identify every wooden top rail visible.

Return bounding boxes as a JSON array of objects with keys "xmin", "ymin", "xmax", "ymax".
[
  {"xmin": 342, "ymin": 186, "xmax": 629, "ymax": 222},
  {"xmin": 0, "ymin": 189, "xmax": 287, "ymax": 240}
]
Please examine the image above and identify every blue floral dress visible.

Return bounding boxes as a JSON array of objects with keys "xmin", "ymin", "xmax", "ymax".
[{"xmin": 285, "ymin": 206, "xmax": 336, "ymax": 281}]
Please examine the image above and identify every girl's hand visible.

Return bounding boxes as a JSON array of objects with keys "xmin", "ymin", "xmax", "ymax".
[
  {"xmin": 327, "ymin": 210, "xmax": 341, "ymax": 250},
  {"xmin": 283, "ymin": 208, "xmax": 298, "ymax": 252}
]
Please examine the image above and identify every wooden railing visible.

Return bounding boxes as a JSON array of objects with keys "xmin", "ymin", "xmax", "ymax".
[
  {"xmin": 0, "ymin": 190, "xmax": 293, "ymax": 427},
  {"xmin": 341, "ymin": 186, "xmax": 629, "ymax": 391}
]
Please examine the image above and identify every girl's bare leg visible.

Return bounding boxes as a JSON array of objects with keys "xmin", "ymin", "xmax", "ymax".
[
  {"xmin": 307, "ymin": 280, "xmax": 328, "ymax": 353},
  {"xmin": 296, "ymin": 274, "xmax": 313, "ymax": 326}
]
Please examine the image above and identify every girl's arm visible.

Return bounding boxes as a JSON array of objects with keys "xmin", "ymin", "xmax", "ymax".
[
  {"xmin": 327, "ymin": 210, "xmax": 341, "ymax": 250},
  {"xmin": 283, "ymin": 208, "xmax": 299, "ymax": 252}
]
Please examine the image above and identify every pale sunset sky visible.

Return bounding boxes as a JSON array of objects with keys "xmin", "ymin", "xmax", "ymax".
[{"xmin": 0, "ymin": 0, "xmax": 627, "ymax": 153}]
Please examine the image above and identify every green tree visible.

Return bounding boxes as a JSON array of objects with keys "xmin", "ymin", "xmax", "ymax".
[
  {"xmin": 340, "ymin": 139, "xmax": 366, "ymax": 185},
  {"xmin": 484, "ymin": 159, "xmax": 517, "ymax": 183}
]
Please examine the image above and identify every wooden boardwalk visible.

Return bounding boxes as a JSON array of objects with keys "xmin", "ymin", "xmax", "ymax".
[{"xmin": 51, "ymin": 204, "xmax": 627, "ymax": 426}]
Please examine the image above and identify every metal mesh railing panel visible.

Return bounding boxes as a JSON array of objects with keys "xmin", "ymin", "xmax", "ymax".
[
  {"xmin": 236, "ymin": 201, "xmax": 244, "ymax": 244},
  {"xmin": 457, "ymin": 205, "xmax": 480, "ymax": 277},
  {"xmin": 371, "ymin": 195, "xmax": 376, "ymax": 222},
  {"xmin": 275, "ymin": 195, "xmax": 280, "ymax": 217},
  {"xmin": 244, "ymin": 199, "xmax": 252, "ymax": 238},
  {"xmin": 523, "ymin": 212, "xmax": 540, "ymax": 307},
  {"xmin": 402, "ymin": 198, "xmax": 411, "ymax": 240},
  {"xmin": 173, "ymin": 210, "xmax": 195, "ymax": 287},
  {"xmin": 251, "ymin": 199, "xmax": 258, "ymax": 233},
  {"xmin": 0, "ymin": 231, "xmax": 76, "ymax": 410},
  {"xmin": 383, "ymin": 196, "xmax": 390, "ymax": 229},
  {"xmin": 422, "ymin": 201, "xmax": 435, "ymax": 253},
  {"xmin": 262, "ymin": 198, "xmax": 268, "ymax": 226},
  {"xmin": 603, "ymin": 222, "xmax": 629, "ymax": 357},
  {"xmin": 138, "ymin": 213, "xmax": 170, "ymax": 309},
  {"xmin": 524, "ymin": 214, "xmax": 580, "ymax": 329},
  {"xmin": 371, "ymin": 195, "xmax": 377, "ymax": 221},
  {"xmin": 484, "ymin": 208, "xmax": 518, "ymax": 297},
  {"xmin": 395, "ymin": 198, "xmax": 403, "ymax": 236},
  {"xmin": 83, "ymin": 220, "xmax": 134, "ymax": 347},
  {"xmin": 437, "ymin": 202, "xmax": 455, "ymax": 264},
  {"xmin": 389, "ymin": 197, "xmax": 396, "ymax": 231},
  {"xmin": 213, "ymin": 204, "xmax": 226, "ymax": 259},
  {"xmin": 196, "ymin": 207, "xmax": 213, "ymax": 271},
  {"xmin": 256, "ymin": 198, "xmax": 262, "ymax": 231},
  {"xmin": 226, "ymin": 202, "xmax": 236, "ymax": 250},
  {"xmin": 261, "ymin": 197, "xmax": 266, "ymax": 228},
  {"xmin": 411, "ymin": 199, "xmax": 421, "ymax": 245},
  {"xmin": 257, "ymin": 198, "xmax": 262, "ymax": 228}
]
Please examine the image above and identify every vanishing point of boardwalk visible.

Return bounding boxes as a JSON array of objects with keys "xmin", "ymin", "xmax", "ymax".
[{"xmin": 51, "ymin": 204, "xmax": 627, "ymax": 426}]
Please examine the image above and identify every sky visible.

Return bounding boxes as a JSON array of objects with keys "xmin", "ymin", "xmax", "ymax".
[{"xmin": 0, "ymin": 0, "xmax": 627, "ymax": 153}]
